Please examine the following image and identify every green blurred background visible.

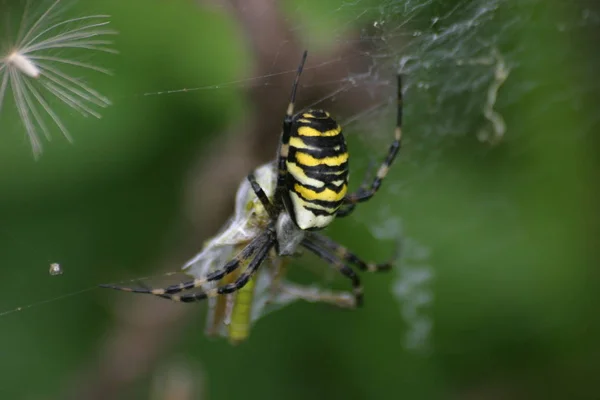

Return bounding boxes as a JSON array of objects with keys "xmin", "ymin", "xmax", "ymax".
[{"xmin": 0, "ymin": 0, "xmax": 598, "ymax": 399}]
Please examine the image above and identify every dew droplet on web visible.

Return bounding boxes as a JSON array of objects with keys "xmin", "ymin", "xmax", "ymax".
[{"xmin": 49, "ymin": 263, "xmax": 63, "ymax": 276}]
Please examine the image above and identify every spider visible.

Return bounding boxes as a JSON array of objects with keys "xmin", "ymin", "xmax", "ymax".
[{"xmin": 101, "ymin": 51, "xmax": 403, "ymax": 307}]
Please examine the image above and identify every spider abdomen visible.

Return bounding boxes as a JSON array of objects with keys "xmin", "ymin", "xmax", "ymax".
[{"xmin": 285, "ymin": 110, "xmax": 349, "ymax": 230}]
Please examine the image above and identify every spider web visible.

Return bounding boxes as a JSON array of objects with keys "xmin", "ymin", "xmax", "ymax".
[{"xmin": 0, "ymin": 0, "xmax": 598, "ymax": 374}]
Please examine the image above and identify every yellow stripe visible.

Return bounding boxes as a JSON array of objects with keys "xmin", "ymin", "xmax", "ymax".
[
  {"xmin": 289, "ymin": 136, "xmax": 316, "ymax": 150},
  {"xmin": 294, "ymin": 183, "xmax": 347, "ymax": 202},
  {"xmin": 297, "ymin": 126, "xmax": 341, "ymax": 137},
  {"xmin": 296, "ymin": 151, "xmax": 348, "ymax": 167}
]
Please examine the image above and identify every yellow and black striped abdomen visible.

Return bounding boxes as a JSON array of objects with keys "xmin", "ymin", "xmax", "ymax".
[{"xmin": 285, "ymin": 110, "xmax": 349, "ymax": 230}]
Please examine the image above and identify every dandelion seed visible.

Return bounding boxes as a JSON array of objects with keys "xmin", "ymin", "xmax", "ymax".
[{"xmin": 0, "ymin": 0, "xmax": 118, "ymax": 157}]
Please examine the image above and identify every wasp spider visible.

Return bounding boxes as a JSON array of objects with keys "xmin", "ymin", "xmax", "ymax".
[{"xmin": 101, "ymin": 51, "xmax": 403, "ymax": 307}]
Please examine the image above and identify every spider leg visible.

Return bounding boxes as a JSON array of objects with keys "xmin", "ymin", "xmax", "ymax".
[
  {"xmin": 309, "ymin": 232, "xmax": 398, "ymax": 272},
  {"xmin": 247, "ymin": 172, "xmax": 276, "ymax": 219},
  {"xmin": 336, "ymin": 158, "xmax": 378, "ymax": 218},
  {"xmin": 274, "ymin": 50, "xmax": 308, "ymax": 209},
  {"xmin": 158, "ymin": 235, "xmax": 276, "ymax": 303},
  {"xmin": 100, "ymin": 231, "xmax": 273, "ymax": 297},
  {"xmin": 336, "ymin": 203, "xmax": 356, "ymax": 218},
  {"xmin": 301, "ymin": 237, "xmax": 363, "ymax": 307},
  {"xmin": 343, "ymin": 75, "xmax": 403, "ymax": 205}
]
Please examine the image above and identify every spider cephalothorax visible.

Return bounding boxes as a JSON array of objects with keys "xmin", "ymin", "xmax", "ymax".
[{"xmin": 102, "ymin": 50, "xmax": 403, "ymax": 309}]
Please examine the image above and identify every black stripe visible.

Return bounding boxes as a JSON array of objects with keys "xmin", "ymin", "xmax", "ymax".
[
  {"xmin": 291, "ymin": 134, "xmax": 346, "ymax": 149},
  {"xmin": 290, "ymin": 175, "xmax": 346, "ymax": 194},
  {"xmin": 286, "ymin": 162, "xmax": 348, "ymax": 183},
  {"xmin": 289, "ymin": 145, "xmax": 348, "ymax": 160},
  {"xmin": 293, "ymin": 114, "xmax": 340, "ymax": 133},
  {"xmin": 303, "ymin": 109, "xmax": 329, "ymax": 119},
  {"xmin": 299, "ymin": 162, "xmax": 348, "ymax": 176},
  {"xmin": 304, "ymin": 206, "xmax": 337, "ymax": 216},
  {"xmin": 300, "ymin": 166, "xmax": 348, "ymax": 183},
  {"xmin": 286, "ymin": 159, "xmax": 348, "ymax": 193}
]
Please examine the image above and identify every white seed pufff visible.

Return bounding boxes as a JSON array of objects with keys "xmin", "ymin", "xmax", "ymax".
[
  {"xmin": 49, "ymin": 263, "xmax": 63, "ymax": 276},
  {"xmin": 7, "ymin": 52, "xmax": 41, "ymax": 78},
  {"xmin": 0, "ymin": 3, "xmax": 116, "ymax": 157}
]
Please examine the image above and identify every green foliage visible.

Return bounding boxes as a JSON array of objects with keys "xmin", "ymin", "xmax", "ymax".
[{"xmin": 0, "ymin": 0, "xmax": 598, "ymax": 399}]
